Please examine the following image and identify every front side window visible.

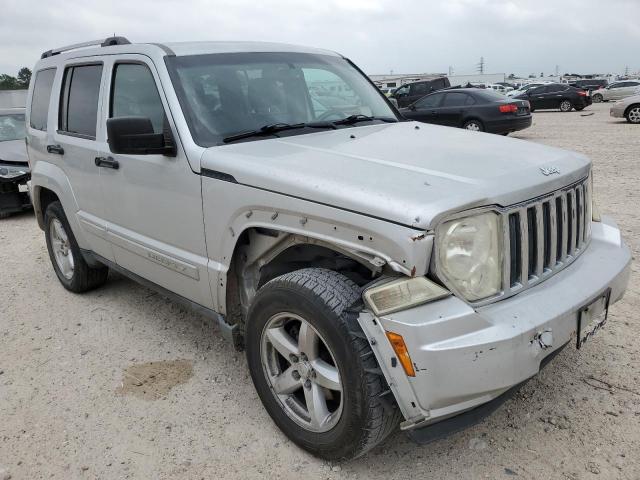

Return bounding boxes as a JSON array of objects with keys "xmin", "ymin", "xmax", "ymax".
[
  {"xmin": 111, "ymin": 63, "xmax": 165, "ymax": 133},
  {"xmin": 166, "ymin": 52, "xmax": 396, "ymax": 146},
  {"xmin": 30, "ymin": 68, "xmax": 56, "ymax": 131},
  {"xmin": 415, "ymin": 93, "xmax": 442, "ymax": 108},
  {"xmin": 0, "ymin": 113, "xmax": 25, "ymax": 142},
  {"xmin": 59, "ymin": 64, "xmax": 103, "ymax": 138},
  {"xmin": 394, "ymin": 85, "xmax": 409, "ymax": 96}
]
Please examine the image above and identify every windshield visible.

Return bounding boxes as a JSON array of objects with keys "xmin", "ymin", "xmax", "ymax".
[
  {"xmin": 166, "ymin": 52, "xmax": 397, "ymax": 146},
  {"xmin": 0, "ymin": 113, "xmax": 25, "ymax": 142}
]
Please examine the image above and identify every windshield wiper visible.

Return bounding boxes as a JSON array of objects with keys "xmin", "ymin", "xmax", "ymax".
[
  {"xmin": 222, "ymin": 116, "xmax": 397, "ymax": 144},
  {"xmin": 332, "ymin": 114, "xmax": 398, "ymax": 126},
  {"xmin": 222, "ymin": 123, "xmax": 306, "ymax": 143}
]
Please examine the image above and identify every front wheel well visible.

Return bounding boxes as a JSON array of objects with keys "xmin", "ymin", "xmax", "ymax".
[
  {"xmin": 225, "ymin": 228, "xmax": 382, "ymax": 337},
  {"xmin": 35, "ymin": 187, "xmax": 60, "ymax": 229}
]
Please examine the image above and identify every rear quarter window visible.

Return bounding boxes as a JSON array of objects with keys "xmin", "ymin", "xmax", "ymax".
[{"xmin": 30, "ymin": 68, "xmax": 56, "ymax": 131}]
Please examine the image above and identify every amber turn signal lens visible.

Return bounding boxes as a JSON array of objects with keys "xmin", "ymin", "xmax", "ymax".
[{"xmin": 385, "ymin": 331, "xmax": 416, "ymax": 377}]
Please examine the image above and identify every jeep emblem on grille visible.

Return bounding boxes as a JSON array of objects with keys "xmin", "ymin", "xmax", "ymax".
[{"xmin": 540, "ymin": 166, "xmax": 560, "ymax": 176}]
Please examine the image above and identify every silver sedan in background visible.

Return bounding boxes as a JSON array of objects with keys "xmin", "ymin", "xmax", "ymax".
[{"xmin": 610, "ymin": 93, "xmax": 640, "ymax": 124}]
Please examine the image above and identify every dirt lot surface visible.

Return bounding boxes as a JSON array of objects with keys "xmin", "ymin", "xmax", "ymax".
[{"xmin": 1, "ymin": 102, "xmax": 639, "ymax": 479}]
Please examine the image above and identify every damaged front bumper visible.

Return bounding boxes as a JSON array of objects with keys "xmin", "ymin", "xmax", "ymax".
[
  {"xmin": 0, "ymin": 163, "xmax": 31, "ymax": 215},
  {"xmin": 357, "ymin": 216, "xmax": 631, "ymax": 442}
]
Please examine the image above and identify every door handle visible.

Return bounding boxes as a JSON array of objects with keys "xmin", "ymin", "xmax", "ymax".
[
  {"xmin": 94, "ymin": 156, "xmax": 120, "ymax": 170},
  {"xmin": 47, "ymin": 144, "xmax": 65, "ymax": 155}
]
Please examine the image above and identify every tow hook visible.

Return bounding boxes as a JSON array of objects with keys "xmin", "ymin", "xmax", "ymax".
[{"xmin": 533, "ymin": 329, "xmax": 553, "ymax": 349}]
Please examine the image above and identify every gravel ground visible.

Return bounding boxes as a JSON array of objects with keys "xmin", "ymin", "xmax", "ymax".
[{"xmin": 1, "ymin": 102, "xmax": 639, "ymax": 480}]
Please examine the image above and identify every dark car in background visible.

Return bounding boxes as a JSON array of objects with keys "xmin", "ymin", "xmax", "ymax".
[
  {"xmin": 390, "ymin": 77, "xmax": 451, "ymax": 107},
  {"xmin": 514, "ymin": 83, "xmax": 591, "ymax": 112},
  {"xmin": 400, "ymin": 88, "xmax": 531, "ymax": 135},
  {"xmin": 570, "ymin": 79, "xmax": 608, "ymax": 93},
  {"xmin": 0, "ymin": 108, "xmax": 31, "ymax": 218}
]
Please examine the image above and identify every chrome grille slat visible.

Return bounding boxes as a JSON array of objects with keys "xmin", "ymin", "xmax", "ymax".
[
  {"xmin": 534, "ymin": 203, "xmax": 544, "ymax": 278},
  {"xmin": 501, "ymin": 176, "xmax": 591, "ymax": 301},
  {"xmin": 548, "ymin": 197, "xmax": 557, "ymax": 269},
  {"xmin": 519, "ymin": 209, "xmax": 529, "ymax": 286},
  {"xmin": 567, "ymin": 189, "xmax": 575, "ymax": 257},
  {"xmin": 560, "ymin": 191, "xmax": 568, "ymax": 262}
]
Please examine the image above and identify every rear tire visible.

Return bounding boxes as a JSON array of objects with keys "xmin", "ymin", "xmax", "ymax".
[
  {"xmin": 592, "ymin": 93, "xmax": 603, "ymax": 103},
  {"xmin": 245, "ymin": 268, "xmax": 401, "ymax": 460},
  {"xmin": 463, "ymin": 119, "xmax": 484, "ymax": 132},
  {"xmin": 626, "ymin": 105, "xmax": 640, "ymax": 124},
  {"xmin": 560, "ymin": 100, "xmax": 573, "ymax": 112},
  {"xmin": 44, "ymin": 201, "xmax": 109, "ymax": 293}
]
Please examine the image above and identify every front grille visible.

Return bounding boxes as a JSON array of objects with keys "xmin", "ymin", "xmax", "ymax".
[{"xmin": 501, "ymin": 177, "xmax": 591, "ymax": 295}]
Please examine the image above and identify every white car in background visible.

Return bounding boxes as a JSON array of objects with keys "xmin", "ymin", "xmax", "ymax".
[
  {"xmin": 485, "ymin": 84, "xmax": 513, "ymax": 94},
  {"xmin": 609, "ymin": 93, "xmax": 640, "ymax": 124},
  {"xmin": 591, "ymin": 80, "xmax": 640, "ymax": 103}
]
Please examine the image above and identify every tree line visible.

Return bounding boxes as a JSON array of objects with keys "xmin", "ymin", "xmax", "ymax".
[{"xmin": 0, "ymin": 68, "xmax": 32, "ymax": 90}]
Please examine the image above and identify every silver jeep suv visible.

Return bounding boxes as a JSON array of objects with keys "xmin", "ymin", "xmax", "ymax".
[{"xmin": 26, "ymin": 37, "xmax": 631, "ymax": 460}]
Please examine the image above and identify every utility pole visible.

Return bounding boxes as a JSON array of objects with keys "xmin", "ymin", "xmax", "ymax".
[
  {"xmin": 477, "ymin": 57, "xmax": 484, "ymax": 74},
  {"xmin": 555, "ymin": 65, "xmax": 559, "ymax": 77},
  {"xmin": 625, "ymin": 65, "xmax": 629, "ymax": 76},
  {"xmin": 448, "ymin": 66, "xmax": 454, "ymax": 76}
]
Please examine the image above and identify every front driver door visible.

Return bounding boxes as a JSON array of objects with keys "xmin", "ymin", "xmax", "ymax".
[
  {"xmin": 97, "ymin": 55, "xmax": 213, "ymax": 309},
  {"xmin": 526, "ymin": 86, "xmax": 548, "ymax": 109},
  {"xmin": 403, "ymin": 92, "xmax": 444, "ymax": 124}
]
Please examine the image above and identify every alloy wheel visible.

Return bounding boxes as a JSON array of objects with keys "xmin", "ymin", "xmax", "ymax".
[
  {"xmin": 260, "ymin": 312, "xmax": 343, "ymax": 433},
  {"xmin": 560, "ymin": 100, "xmax": 572, "ymax": 112},
  {"xmin": 50, "ymin": 218, "xmax": 74, "ymax": 279},
  {"xmin": 465, "ymin": 121, "xmax": 481, "ymax": 131},
  {"xmin": 628, "ymin": 107, "xmax": 640, "ymax": 124}
]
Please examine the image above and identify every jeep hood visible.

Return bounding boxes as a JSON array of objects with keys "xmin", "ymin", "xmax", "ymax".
[
  {"xmin": 0, "ymin": 139, "xmax": 28, "ymax": 164},
  {"xmin": 200, "ymin": 122, "xmax": 591, "ymax": 230}
]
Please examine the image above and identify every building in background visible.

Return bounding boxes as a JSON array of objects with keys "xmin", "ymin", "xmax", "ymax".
[{"xmin": 0, "ymin": 90, "xmax": 28, "ymax": 108}]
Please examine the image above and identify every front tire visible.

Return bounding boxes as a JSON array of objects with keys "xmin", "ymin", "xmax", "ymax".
[
  {"xmin": 560, "ymin": 100, "xmax": 573, "ymax": 112},
  {"xmin": 44, "ymin": 201, "xmax": 108, "ymax": 292},
  {"xmin": 626, "ymin": 105, "xmax": 640, "ymax": 124},
  {"xmin": 246, "ymin": 268, "xmax": 400, "ymax": 460},
  {"xmin": 592, "ymin": 93, "xmax": 603, "ymax": 103}
]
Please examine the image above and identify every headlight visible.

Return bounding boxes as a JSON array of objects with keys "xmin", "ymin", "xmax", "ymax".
[
  {"xmin": 0, "ymin": 164, "xmax": 29, "ymax": 179},
  {"xmin": 436, "ymin": 211, "xmax": 502, "ymax": 302},
  {"xmin": 363, "ymin": 277, "xmax": 450, "ymax": 316}
]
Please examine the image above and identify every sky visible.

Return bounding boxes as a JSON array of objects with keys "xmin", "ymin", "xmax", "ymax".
[{"xmin": 1, "ymin": 0, "xmax": 639, "ymax": 78}]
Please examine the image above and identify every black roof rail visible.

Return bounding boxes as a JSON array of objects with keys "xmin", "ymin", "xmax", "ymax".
[{"xmin": 41, "ymin": 36, "xmax": 131, "ymax": 59}]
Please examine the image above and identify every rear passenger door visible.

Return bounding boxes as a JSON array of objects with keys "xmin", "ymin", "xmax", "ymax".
[
  {"xmin": 438, "ymin": 92, "xmax": 474, "ymax": 127},
  {"xmin": 53, "ymin": 60, "xmax": 115, "ymax": 261},
  {"xmin": 97, "ymin": 56, "xmax": 213, "ymax": 309}
]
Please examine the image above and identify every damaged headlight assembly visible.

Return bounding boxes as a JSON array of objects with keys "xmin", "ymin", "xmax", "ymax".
[
  {"xmin": 363, "ymin": 277, "xmax": 450, "ymax": 316},
  {"xmin": 436, "ymin": 211, "xmax": 503, "ymax": 302},
  {"xmin": 0, "ymin": 164, "xmax": 29, "ymax": 180}
]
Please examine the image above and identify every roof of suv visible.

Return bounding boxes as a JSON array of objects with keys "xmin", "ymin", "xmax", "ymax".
[{"xmin": 38, "ymin": 37, "xmax": 341, "ymax": 64}]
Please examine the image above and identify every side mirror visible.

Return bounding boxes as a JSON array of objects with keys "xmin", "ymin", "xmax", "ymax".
[
  {"xmin": 107, "ymin": 116, "xmax": 176, "ymax": 156},
  {"xmin": 408, "ymin": 103, "xmax": 416, "ymax": 111}
]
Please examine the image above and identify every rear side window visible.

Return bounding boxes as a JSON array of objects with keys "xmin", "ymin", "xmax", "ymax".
[
  {"xmin": 59, "ymin": 64, "xmax": 103, "ymax": 138},
  {"xmin": 30, "ymin": 68, "xmax": 56, "ymax": 131},
  {"xmin": 111, "ymin": 63, "xmax": 165, "ymax": 133},
  {"xmin": 442, "ymin": 92, "xmax": 470, "ymax": 107},
  {"xmin": 547, "ymin": 84, "xmax": 566, "ymax": 93}
]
